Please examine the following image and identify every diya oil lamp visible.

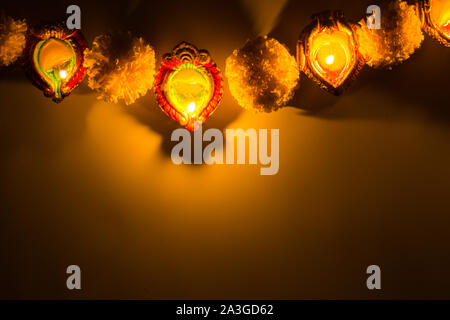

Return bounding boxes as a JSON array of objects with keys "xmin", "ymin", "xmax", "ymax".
[
  {"xmin": 297, "ymin": 11, "xmax": 365, "ymax": 95},
  {"xmin": 22, "ymin": 24, "xmax": 87, "ymax": 102},
  {"xmin": 154, "ymin": 42, "xmax": 223, "ymax": 131},
  {"xmin": 417, "ymin": 0, "xmax": 450, "ymax": 47}
]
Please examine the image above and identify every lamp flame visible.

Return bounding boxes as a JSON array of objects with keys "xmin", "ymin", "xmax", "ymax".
[
  {"xmin": 59, "ymin": 69, "xmax": 68, "ymax": 79},
  {"xmin": 326, "ymin": 55, "xmax": 335, "ymax": 65},
  {"xmin": 187, "ymin": 102, "xmax": 196, "ymax": 113}
]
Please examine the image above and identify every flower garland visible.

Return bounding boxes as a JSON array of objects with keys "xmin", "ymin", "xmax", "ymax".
[{"xmin": 0, "ymin": 0, "xmax": 448, "ymax": 129}]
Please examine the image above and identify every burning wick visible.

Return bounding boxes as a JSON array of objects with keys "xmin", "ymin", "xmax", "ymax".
[
  {"xmin": 326, "ymin": 55, "xmax": 335, "ymax": 65},
  {"xmin": 59, "ymin": 69, "xmax": 68, "ymax": 79},
  {"xmin": 187, "ymin": 101, "xmax": 196, "ymax": 113}
]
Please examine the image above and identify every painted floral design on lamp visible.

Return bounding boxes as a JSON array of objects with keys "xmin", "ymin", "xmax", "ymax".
[
  {"xmin": 297, "ymin": 11, "xmax": 365, "ymax": 95},
  {"xmin": 154, "ymin": 42, "xmax": 223, "ymax": 131},
  {"xmin": 417, "ymin": 0, "xmax": 450, "ymax": 47},
  {"xmin": 22, "ymin": 24, "xmax": 87, "ymax": 102}
]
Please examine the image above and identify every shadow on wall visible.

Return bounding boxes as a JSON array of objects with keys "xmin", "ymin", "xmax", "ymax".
[{"xmin": 125, "ymin": 92, "xmax": 242, "ymax": 160}]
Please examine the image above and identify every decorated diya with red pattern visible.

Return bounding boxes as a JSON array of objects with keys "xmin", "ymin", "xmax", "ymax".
[
  {"xmin": 154, "ymin": 42, "xmax": 223, "ymax": 131},
  {"xmin": 22, "ymin": 24, "xmax": 87, "ymax": 102}
]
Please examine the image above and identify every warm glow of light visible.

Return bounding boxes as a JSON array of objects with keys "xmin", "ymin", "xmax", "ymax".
[
  {"xmin": 154, "ymin": 42, "xmax": 223, "ymax": 131},
  {"xmin": 187, "ymin": 102, "xmax": 196, "ymax": 113},
  {"xmin": 430, "ymin": 0, "xmax": 450, "ymax": 38},
  {"xmin": 59, "ymin": 69, "xmax": 68, "ymax": 79},
  {"xmin": 37, "ymin": 39, "xmax": 74, "ymax": 72},
  {"xmin": 443, "ymin": 20, "xmax": 450, "ymax": 36},
  {"xmin": 34, "ymin": 38, "xmax": 76, "ymax": 99},
  {"xmin": 325, "ymin": 55, "xmax": 335, "ymax": 65},
  {"xmin": 308, "ymin": 26, "xmax": 356, "ymax": 88},
  {"xmin": 164, "ymin": 63, "xmax": 213, "ymax": 118}
]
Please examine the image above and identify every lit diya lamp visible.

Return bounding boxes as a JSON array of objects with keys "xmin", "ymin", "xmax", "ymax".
[
  {"xmin": 154, "ymin": 42, "xmax": 223, "ymax": 131},
  {"xmin": 297, "ymin": 11, "xmax": 365, "ymax": 95},
  {"xmin": 417, "ymin": 0, "xmax": 450, "ymax": 47},
  {"xmin": 22, "ymin": 24, "xmax": 87, "ymax": 102}
]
